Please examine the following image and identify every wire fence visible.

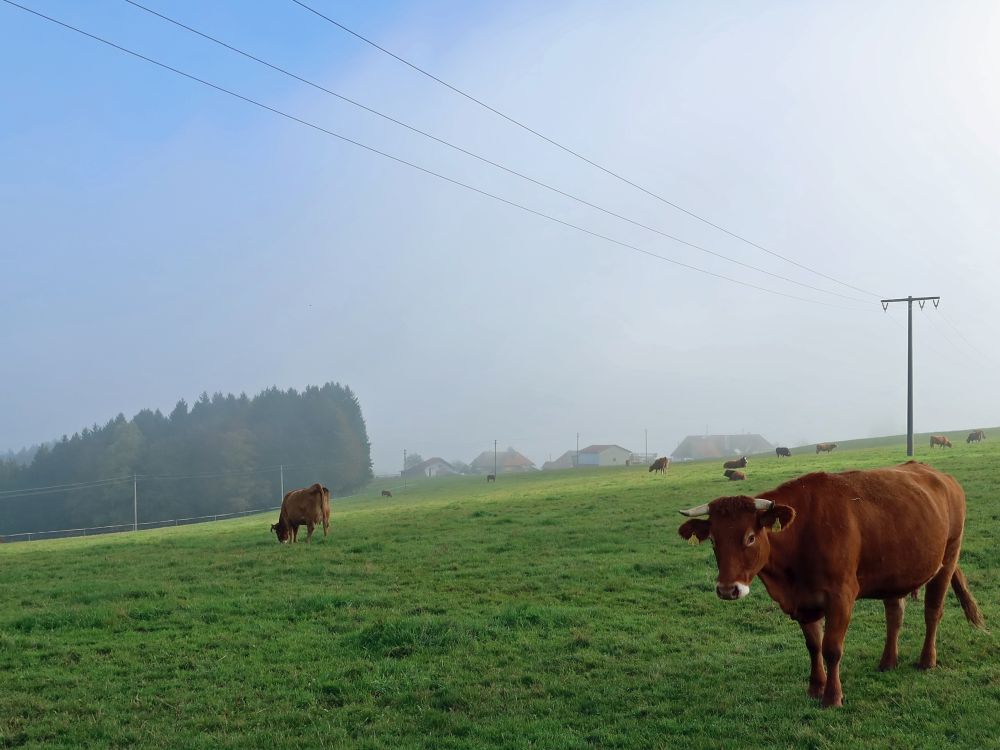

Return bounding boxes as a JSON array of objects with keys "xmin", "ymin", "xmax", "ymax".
[
  {"xmin": 0, "ymin": 461, "xmax": 395, "ymax": 544},
  {"xmin": 0, "ymin": 505, "xmax": 282, "ymax": 543}
]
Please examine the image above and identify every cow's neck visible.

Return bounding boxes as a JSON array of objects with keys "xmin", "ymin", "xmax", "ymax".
[{"xmin": 758, "ymin": 536, "xmax": 819, "ymax": 621}]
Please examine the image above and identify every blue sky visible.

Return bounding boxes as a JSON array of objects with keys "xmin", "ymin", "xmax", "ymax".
[{"xmin": 3, "ymin": 1, "xmax": 1000, "ymax": 472}]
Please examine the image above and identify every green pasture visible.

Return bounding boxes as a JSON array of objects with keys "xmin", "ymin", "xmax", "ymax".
[{"xmin": 1, "ymin": 439, "xmax": 998, "ymax": 749}]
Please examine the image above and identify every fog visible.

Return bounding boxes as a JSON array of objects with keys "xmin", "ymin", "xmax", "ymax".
[{"xmin": 3, "ymin": 0, "xmax": 1000, "ymax": 474}]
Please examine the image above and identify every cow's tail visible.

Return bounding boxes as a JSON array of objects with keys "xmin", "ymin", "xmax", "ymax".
[{"xmin": 951, "ymin": 567, "xmax": 985, "ymax": 629}]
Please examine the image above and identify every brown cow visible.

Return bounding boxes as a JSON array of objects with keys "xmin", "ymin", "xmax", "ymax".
[
  {"xmin": 649, "ymin": 457, "xmax": 670, "ymax": 474},
  {"xmin": 271, "ymin": 483, "xmax": 330, "ymax": 543},
  {"xmin": 930, "ymin": 435, "xmax": 953, "ymax": 449},
  {"xmin": 724, "ymin": 469, "xmax": 746, "ymax": 481},
  {"xmin": 677, "ymin": 462, "xmax": 983, "ymax": 708},
  {"xmin": 776, "ymin": 447, "xmax": 792, "ymax": 458},
  {"xmin": 381, "ymin": 490, "xmax": 393, "ymax": 498},
  {"xmin": 815, "ymin": 443, "xmax": 837, "ymax": 454},
  {"xmin": 966, "ymin": 430, "xmax": 986, "ymax": 444},
  {"xmin": 723, "ymin": 456, "xmax": 748, "ymax": 470}
]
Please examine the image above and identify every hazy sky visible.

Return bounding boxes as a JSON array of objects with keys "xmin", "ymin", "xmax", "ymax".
[{"xmin": 3, "ymin": 0, "xmax": 1000, "ymax": 474}]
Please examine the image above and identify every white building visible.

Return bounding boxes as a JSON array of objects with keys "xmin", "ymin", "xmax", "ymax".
[{"xmin": 576, "ymin": 444, "xmax": 632, "ymax": 467}]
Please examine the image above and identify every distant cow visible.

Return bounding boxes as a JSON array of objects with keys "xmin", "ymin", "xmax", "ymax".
[
  {"xmin": 381, "ymin": 490, "xmax": 393, "ymax": 498},
  {"xmin": 776, "ymin": 447, "xmax": 792, "ymax": 458},
  {"xmin": 723, "ymin": 456, "xmax": 748, "ymax": 470},
  {"xmin": 724, "ymin": 469, "xmax": 746, "ymax": 481},
  {"xmin": 486, "ymin": 474, "xmax": 496, "ymax": 483},
  {"xmin": 678, "ymin": 461, "xmax": 983, "ymax": 708},
  {"xmin": 271, "ymin": 483, "xmax": 330, "ymax": 543},
  {"xmin": 816, "ymin": 443, "xmax": 837, "ymax": 454},
  {"xmin": 649, "ymin": 457, "xmax": 670, "ymax": 474},
  {"xmin": 966, "ymin": 430, "xmax": 986, "ymax": 444},
  {"xmin": 930, "ymin": 435, "xmax": 953, "ymax": 449}
]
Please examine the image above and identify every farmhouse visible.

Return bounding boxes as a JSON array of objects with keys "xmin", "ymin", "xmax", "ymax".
[
  {"xmin": 470, "ymin": 447, "xmax": 536, "ymax": 474},
  {"xmin": 541, "ymin": 451, "xmax": 576, "ymax": 470},
  {"xmin": 401, "ymin": 457, "xmax": 457, "ymax": 479},
  {"xmin": 575, "ymin": 444, "xmax": 632, "ymax": 467},
  {"xmin": 670, "ymin": 433, "xmax": 773, "ymax": 460}
]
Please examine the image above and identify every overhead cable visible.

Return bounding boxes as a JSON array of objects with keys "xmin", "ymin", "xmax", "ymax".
[
  {"xmin": 124, "ymin": 0, "xmax": 867, "ymax": 303},
  {"xmin": 1, "ymin": 0, "xmax": 870, "ymax": 310},
  {"xmin": 288, "ymin": 0, "xmax": 882, "ymax": 299}
]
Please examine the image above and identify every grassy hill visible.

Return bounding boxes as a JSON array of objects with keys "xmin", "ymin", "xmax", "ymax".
[
  {"xmin": 2, "ymin": 442, "xmax": 998, "ymax": 748},
  {"xmin": 785, "ymin": 427, "xmax": 994, "ymax": 454}
]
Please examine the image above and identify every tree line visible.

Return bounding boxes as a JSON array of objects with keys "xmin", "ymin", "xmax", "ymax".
[{"xmin": 0, "ymin": 383, "xmax": 373, "ymax": 535}]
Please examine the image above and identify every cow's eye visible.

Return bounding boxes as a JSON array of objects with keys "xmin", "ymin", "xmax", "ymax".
[{"xmin": 746, "ymin": 533, "xmax": 756, "ymax": 546}]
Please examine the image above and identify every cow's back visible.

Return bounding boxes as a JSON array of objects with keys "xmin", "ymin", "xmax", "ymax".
[
  {"xmin": 280, "ymin": 484, "xmax": 326, "ymax": 525},
  {"xmin": 762, "ymin": 463, "xmax": 966, "ymax": 600}
]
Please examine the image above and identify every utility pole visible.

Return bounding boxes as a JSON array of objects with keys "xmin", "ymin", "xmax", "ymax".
[
  {"xmin": 881, "ymin": 295, "xmax": 940, "ymax": 457},
  {"xmin": 133, "ymin": 474, "xmax": 138, "ymax": 532},
  {"xmin": 493, "ymin": 440, "xmax": 497, "ymax": 478}
]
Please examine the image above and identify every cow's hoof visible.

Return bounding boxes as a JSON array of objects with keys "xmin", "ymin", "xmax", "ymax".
[
  {"xmin": 916, "ymin": 659, "xmax": 937, "ymax": 671},
  {"xmin": 821, "ymin": 695, "xmax": 844, "ymax": 709},
  {"xmin": 878, "ymin": 657, "xmax": 898, "ymax": 672},
  {"xmin": 807, "ymin": 682, "xmax": 826, "ymax": 699}
]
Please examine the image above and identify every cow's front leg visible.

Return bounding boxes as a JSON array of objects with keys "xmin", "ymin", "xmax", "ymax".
[
  {"xmin": 821, "ymin": 593, "xmax": 856, "ymax": 708},
  {"xmin": 305, "ymin": 522, "xmax": 315, "ymax": 543},
  {"xmin": 879, "ymin": 597, "xmax": 905, "ymax": 671},
  {"xmin": 800, "ymin": 620, "xmax": 826, "ymax": 698}
]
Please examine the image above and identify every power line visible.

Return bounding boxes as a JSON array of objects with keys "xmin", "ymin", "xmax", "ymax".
[
  {"xmin": 1, "ymin": 1, "xmax": 868, "ymax": 311},
  {"xmin": 122, "ymin": 0, "xmax": 867, "ymax": 304},
  {"xmin": 936, "ymin": 308, "xmax": 998, "ymax": 368},
  {"xmin": 288, "ymin": 0, "xmax": 882, "ymax": 299},
  {"xmin": 0, "ymin": 476, "xmax": 133, "ymax": 498}
]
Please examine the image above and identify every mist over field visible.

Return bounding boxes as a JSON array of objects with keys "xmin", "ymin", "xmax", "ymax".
[{"xmin": 3, "ymin": 1, "xmax": 999, "ymax": 474}]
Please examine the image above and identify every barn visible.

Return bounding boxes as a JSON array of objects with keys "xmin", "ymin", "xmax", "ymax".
[
  {"xmin": 401, "ymin": 457, "xmax": 457, "ymax": 479},
  {"xmin": 469, "ymin": 447, "xmax": 536, "ymax": 474},
  {"xmin": 575, "ymin": 444, "xmax": 632, "ymax": 467},
  {"xmin": 670, "ymin": 434, "xmax": 773, "ymax": 460}
]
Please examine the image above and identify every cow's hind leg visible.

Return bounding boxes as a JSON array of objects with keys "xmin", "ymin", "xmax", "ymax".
[
  {"xmin": 879, "ymin": 596, "xmax": 905, "ymax": 671},
  {"xmin": 918, "ymin": 547, "xmax": 960, "ymax": 669},
  {"xmin": 800, "ymin": 620, "xmax": 826, "ymax": 699},
  {"xmin": 305, "ymin": 522, "xmax": 315, "ymax": 543}
]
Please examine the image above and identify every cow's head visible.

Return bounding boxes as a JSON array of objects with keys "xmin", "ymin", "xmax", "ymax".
[
  {"xmin": 678, "ymin": 496, "xmax": 795, "ymax": 600},
  {"xmin": 271, "ymin": 519, "xmax": 291, "ymax": 543}
]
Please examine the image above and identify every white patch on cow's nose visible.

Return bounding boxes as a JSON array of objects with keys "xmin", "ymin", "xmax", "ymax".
[{"xmin": 734, "ymin": 582, "xmax": 750, "ymax": 599}]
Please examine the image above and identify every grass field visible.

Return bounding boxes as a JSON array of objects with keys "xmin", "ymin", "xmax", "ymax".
[{"xmin": 2, "ymin": 440, "xmax": 998, "ymax": 749}]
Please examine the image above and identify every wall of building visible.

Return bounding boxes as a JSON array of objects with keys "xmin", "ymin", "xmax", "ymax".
[{"xmin": 596, "ymin": 447, "xmax": 631, "ymax": 466}]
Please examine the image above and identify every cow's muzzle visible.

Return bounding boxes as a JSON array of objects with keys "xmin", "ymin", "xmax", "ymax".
[{"xmin": 716, "ymin": 582, "xmax": 750, "ymax": 600}]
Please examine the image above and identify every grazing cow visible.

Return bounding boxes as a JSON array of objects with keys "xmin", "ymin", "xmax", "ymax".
[
  {"xmin": 677, "ymin": 462, "xmax": 983, "ymax": 708},
  {"xmin": 816, "ymin": 443, "xmax": 837, "ymax": 454},
  {"xmin": 271, "ymin": 483, "xmax": 330, "ymax": 543},
  {"xmin": 649, "ymin": 457, "xmax": 670, "ymax": 474},
  {"xmin": 724, "ymin": 469, "xmax": 746, "ymax": 481},
  {"xmin": 723, "ymin": 456, "xmax": 748, "ymax": 470},
  {"xmin": 486, "ymin": 474, "xmax": 496, "ymax": 483},
  {"xmin": 966, "ymin": 430, "xmax": 986, "ymax": 444},
  {"xmin": 381, "ymin": 490, "xmax": 393, "ymax": 498},
  {"xmin": 930, "ymin": 435, "xmax": 953, "ymax": 449},
  {"xmin": 776, "ymin": 447, "xmax": 792, "ymax": 458}
]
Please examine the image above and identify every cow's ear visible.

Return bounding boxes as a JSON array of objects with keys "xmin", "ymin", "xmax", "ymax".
[
  {"xmin": 678, "ymin": 519, "xmax": 711, "ymax": 544},
  {"xmin": 758, "ymin": 504, "xmax": 795, "ymax": 532}
]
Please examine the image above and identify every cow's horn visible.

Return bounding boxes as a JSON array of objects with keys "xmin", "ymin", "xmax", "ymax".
[
  {"xmin": 754, "ymin": 498, "xmax": 774, "ymax": 511},
  {"xmin": 678, "ymin": 503, "xmax": 711, "ymax": 517}
]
